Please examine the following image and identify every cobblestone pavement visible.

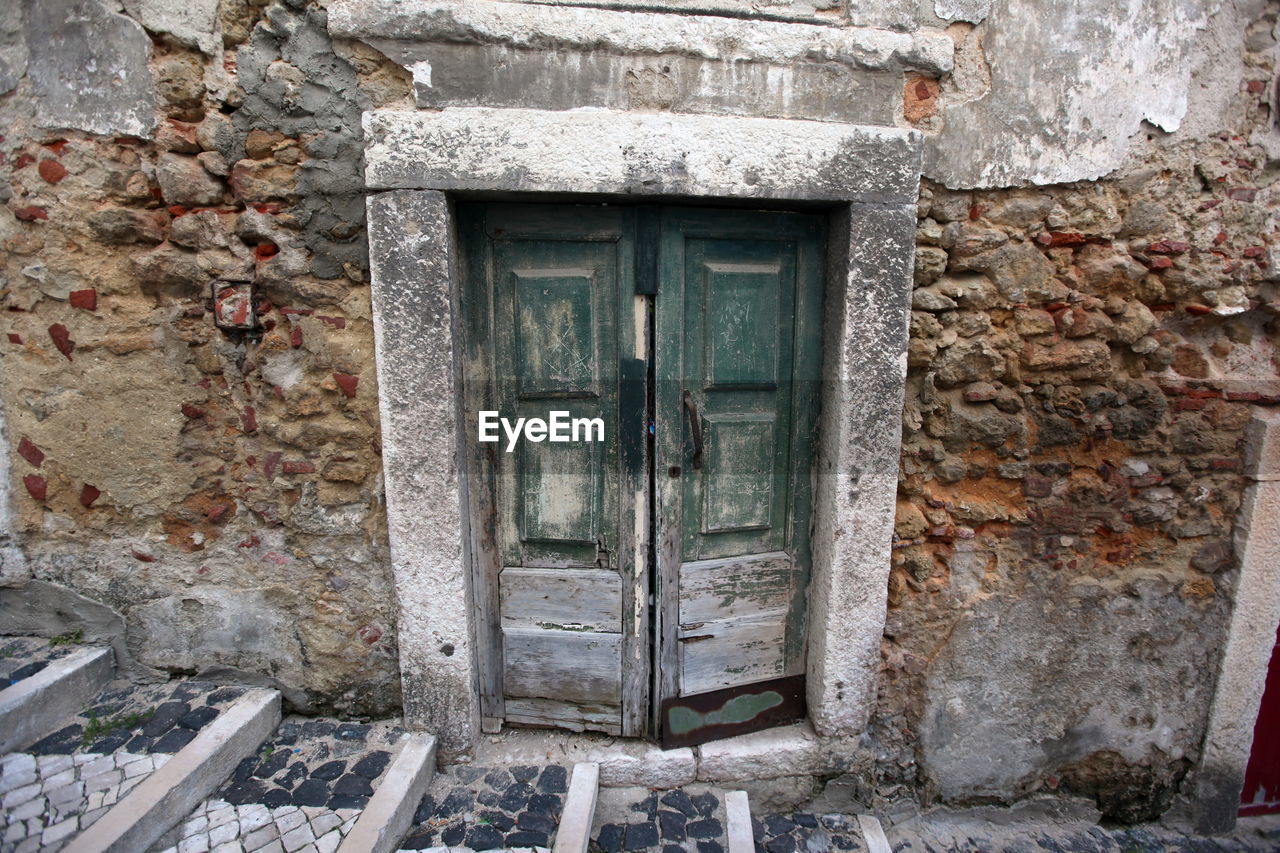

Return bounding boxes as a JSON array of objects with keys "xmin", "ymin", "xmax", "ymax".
[
  {"xmin": 0, "ymin": 637, "xmax": 73, "ymax": 688},
  {"xmin": 593, "ymin": 787, "xmax": 731, "ymax": 853},
  {"xmin": 749, "ymin": 812, "xmax": 865, "ymax": 853},
  {"xmin": 750, "ymin": 806, "xmax": 1280, "ymax": 853},
  {"xmin": 28, "ymin": 679, "xmax": 242, "ymax": 758},
  {"xmin": 398, "ymin": 764, "xmax": 571, "ymax": 851},
  {"xmin": 0, "ymin": 750, "xmax": 169, "ymax": 853},
  {"xmin": 153, "ymin": 800, "xmax": 360, "ymax": 853}
]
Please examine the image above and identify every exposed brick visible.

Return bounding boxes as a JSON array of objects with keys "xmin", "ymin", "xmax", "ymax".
[
  {"xmin": 23, "ymin": 475, "xmax": 47, "ymax": 502},
  {"xmin": 333, "ymin": 372, "xmax": 358, "ymax": 398},
  {"xmin": 17, "ymin": 437, "xmax": 44, "ymax": 468},
  {"xmin": 80, "ymin": 484, "xmax": 101, "ymax": 507},
  {"xmin": 282, "ymin": 460, "xmax": 315, "ymax": 474},
  {"xmin": 69, "ymin": 289, "xmax": 98, "ymax": 311},
  {"xmin": 48, "ymin": 324, "xmax": 74, "ymax": 360},
  {"xmin": 14, "ymin": 205, "xmax": 48, "ymax": 221},
  {"xmin": 903, "ymin": 75, "xmax": 940, "ymax": 124}
]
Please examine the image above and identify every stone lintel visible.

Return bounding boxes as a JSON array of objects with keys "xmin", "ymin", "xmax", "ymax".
[{"xmin": 363, "ymin": 107, "xmax": 923, "ymax": 204}]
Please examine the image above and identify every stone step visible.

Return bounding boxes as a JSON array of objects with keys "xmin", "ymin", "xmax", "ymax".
[
  {"xmin": 62, "ymin": 688, "xmax": 280, "ymax": 853},
  {"xmin": 0, "ymin": 645, "xmax": 114, "ymax": 754},
  {"xmin": 2, "ymin": 671, "xmax": 237, "ymax": 853},
  {"xmin": 589, "ymin": 783, "xmax": 736, "ymax": 853},
  {"xmin": 151, "ymin": 716, "xmax": 422, "ymax": 853},
  {"xmin": 398, "ymin": 762, "xmax": 573, "ymax": 851},
  {"xmin": 339, "ymin": 734, "xmax": 437, "ymax": 853}
]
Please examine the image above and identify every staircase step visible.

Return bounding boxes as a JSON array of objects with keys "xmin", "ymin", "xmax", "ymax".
[
  {"xmin": 63, "ymin": 688, "xmax": 280, "ymax": 853},
  {"xmin": 589, "ymin": 784, "xmax": 733, "ymax": 853},
  {"xmin": 339, "ymin": 733, "xmax": 437, "ymax": 853},
  {"xmin": 153, "ymin": 716, "xmax": 413, "ymax": 853},
  {"xmin": 1, "ymin": 677, "xmax": 260, "ymax": 853},
  {"xmin": 0, "ymin": 646, "xmax": 113, "ymax": 754},
  {"xmin": 399, "ymin": 762, "xmax": 572, "ymax": 851}
]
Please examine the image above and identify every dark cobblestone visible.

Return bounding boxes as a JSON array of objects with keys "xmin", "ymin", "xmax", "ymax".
[
  {"xmin": 213, "ymin": 715, "xmax": 403, "ymax": 812},
  {"xmin": 405, "ymin": 763, "xmax": 569, "ymax": 850},
  {"xmin": 28, "ymin": 679, "xmax": 225, "ymax": 757}
]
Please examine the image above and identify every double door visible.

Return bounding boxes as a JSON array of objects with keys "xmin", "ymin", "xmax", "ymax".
[{"xmin": 459, "ymin": 203, "xmax": 824, "ymax": 746}]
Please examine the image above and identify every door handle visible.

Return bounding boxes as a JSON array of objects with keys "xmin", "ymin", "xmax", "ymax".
[{"xmin": 682, "ymin": 391, "xmax": 703, "ymax": 470}]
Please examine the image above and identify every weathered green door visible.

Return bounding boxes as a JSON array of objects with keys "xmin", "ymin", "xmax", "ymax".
[
  {"xmin": 459, "ymin": 203, "xmax": 823, "ymax": 744},
  {"xmin": 654, "ymin": 210, "xmax": 824, "ymax": 746},
  {"xmin": 459, "ymin": 205, "xmax": 649, "ymax": 737}
]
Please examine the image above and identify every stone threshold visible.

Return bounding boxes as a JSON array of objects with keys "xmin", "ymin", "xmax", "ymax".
[{"xmin": 460, "ymin": 722, "xmax": 859, "ymax": 789}]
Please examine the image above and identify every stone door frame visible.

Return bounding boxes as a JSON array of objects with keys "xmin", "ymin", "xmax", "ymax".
[
  {"xmin": 1194, "ymin": 412, "xmax": 1280, "ymax": 832},
  {"xmin": 363, "ymin": 106, "xmax": 921, "ymax": 761}
]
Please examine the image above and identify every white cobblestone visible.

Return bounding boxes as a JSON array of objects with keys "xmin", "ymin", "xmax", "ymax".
[
  {"xmin": 42, "ymin": 817, "xmax": 78, "ymax": 846},
  {"xmin": 0, "ymin": 749, "xmax": 162, "ymax": 853},
  {"xmin": 179, "ymin": 831, "xmax": 212, "ymax": 853},
  {"xmin": 210, "ymin": 820, "xmax": 242, "ymax": 846},
  {"xmin": 166, "ymin": 801, "xmax": 364, "ymax": 853},
  {"xmin": 276, "ymin": 810, "xmax": 307, "ymax": 834},
  {"xmin": 313, "ymin": 830, "xmax": 341, "ymax": 853},
  {"xmin": 239, "ymin": 804, "xmax": 270, "ymax": 833},
  {"xmin": 309, "ymin": 813, "xmax": 340, "ymax": 836},
  {"xmin": 280, "ymin": 822, "xmax": 314, "ymax": 852},
  {"xmin": 244, "ymin": 823, "xmax": 279, "ymax": 851}
]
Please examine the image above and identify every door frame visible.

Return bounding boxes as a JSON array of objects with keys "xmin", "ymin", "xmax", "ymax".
[{"xmin": 364, "ymin": 106, "xmax": 922, "ymax": 762}]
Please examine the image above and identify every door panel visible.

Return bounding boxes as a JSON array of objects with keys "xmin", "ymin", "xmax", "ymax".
[
  {"xmin": 460, "ymin": 204, "xmax": 647, "ymax": 737},
  {"xmin": 656, "ymin": 208, "xmax": 824, "ymax": 745},
  {"xmin": 494, "ymin": 239, "xmax": 618, "ymax": 569}
]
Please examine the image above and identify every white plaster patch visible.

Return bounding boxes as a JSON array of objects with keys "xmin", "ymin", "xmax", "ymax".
[
  {"xmin": 927, "ymin": 0, "xmax": 1214, "ymax": 188},
  {"xmin": 410, "ymin": 59, "xmax": 433, "ymax": 90}
]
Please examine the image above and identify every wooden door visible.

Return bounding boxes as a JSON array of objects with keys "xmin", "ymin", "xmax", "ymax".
[
  {"xmin": 458, "ymin": 204, "xmax": 649, "ymax": 737},
  {"xmin": 654, "ymin": 209, "xmax": 824, "ymax": 746},
  {"xmin": 460, "ymin": 203, "xmax": 823, "ymax": 745}
]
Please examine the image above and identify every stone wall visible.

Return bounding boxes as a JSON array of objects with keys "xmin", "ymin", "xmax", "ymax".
[
  {"xmin": 1, "ymin": 0, "xmax": 1279, "ymax": 822},
  {"xmin": 0, "ymin": 0, "xmax": 413, "ymax": 716}
]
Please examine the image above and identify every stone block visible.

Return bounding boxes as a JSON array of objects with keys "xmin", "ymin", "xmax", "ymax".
[
  {"xmin": 696, "ymin": 723, "xmax": 837, "ymax": 782},
  {"xmin": 25, "ymin": 0, "xmax": 157, "ymax": 136}
]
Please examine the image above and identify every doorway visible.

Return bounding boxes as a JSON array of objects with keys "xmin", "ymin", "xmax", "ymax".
[{"xmin": 457, "ymin": 203, "xmax": 825, "ymax": 746}]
